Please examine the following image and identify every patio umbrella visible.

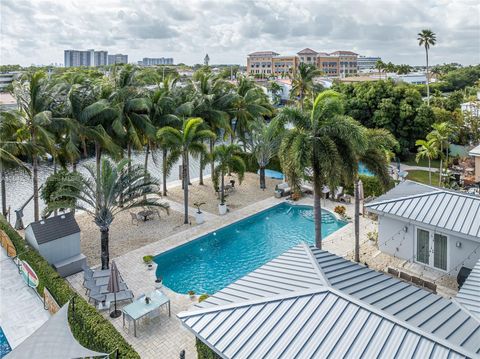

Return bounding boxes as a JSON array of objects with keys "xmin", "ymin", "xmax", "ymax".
[{"xmin": 107, "ymin": 260, "xmax": 122, "ymax": 318}]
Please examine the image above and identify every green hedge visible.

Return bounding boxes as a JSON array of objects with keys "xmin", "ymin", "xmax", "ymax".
[
  {"xmin": 344, "ymin": 175, "xmax": 395, "ymax": 198},
  {"xmin": 0, "ymin": 216, "xmax": 139, "ymax": 358},
  {"xmin": 196, "ymin": 338, "xmax": 221, "ymax": 359}
]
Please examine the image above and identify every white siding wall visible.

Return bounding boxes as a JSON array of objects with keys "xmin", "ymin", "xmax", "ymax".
[
  {"xmin": 378, "ymin": 215, "xmax": 480, "ymax": 273},
  {"xmin": 38, "ymin": 233, "xmax": 81, "ymax": 264},
  {"xmin": 378, "ymin": 217, "xmax": 414, "ymax": 260},
  {"xmin": 24, "ymin": 226, "xmax": 39, "ymax": 251}
]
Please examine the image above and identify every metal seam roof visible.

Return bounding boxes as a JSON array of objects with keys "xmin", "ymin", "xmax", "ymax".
[
  {"xmin": 455, "ymin": 257, "xmax": 480, "ymax": 321},
  {"xmin": 183, "ymin": 243, "xmax": 480, "ymax": 357},
  {"xmin": 366, "ymin": 189, "xmax": 480, "ymax": 241}
]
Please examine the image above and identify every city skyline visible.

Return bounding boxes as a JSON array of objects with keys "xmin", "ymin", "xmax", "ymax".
[{"xmin": 1, "ymin": 0, "xmax": 479, "ymax": 67}]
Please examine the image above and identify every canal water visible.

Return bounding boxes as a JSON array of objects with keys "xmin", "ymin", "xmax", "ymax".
[{"xmin": 1, "ymin": 151, "xmax": 208, "ymax": 227}]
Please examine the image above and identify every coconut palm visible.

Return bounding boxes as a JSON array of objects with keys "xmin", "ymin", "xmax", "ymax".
[
  {"xmin": 157, "ymin": 118, "xmax": 215, "ymax": 224},
  {"xmin": 278, "ymin": 91, "xmax": 364, "ymax": 249},
  {"xmin": 427, "ymin": 122, "xmax": 454, "ymax": 186},
  {"xmin": 374, "ymin": 59, "xmax": 385, "ymax": 79},
  {"xmin": 415, "ymin": 139, "xmax": 439, "ymax": 185},
  {"xmin": 46, "ymin": 158, "xmax": 168, "ymax": 269},
  {"xmin": 353, "ymin": 128, "xmax": 398, "ymax": 262},
  {"xmin": 418, "ymin": 29, "xmax": 437, "ymax": 105},
  {"xmin": 212, "ymin": 144, "xmax": 246, "ymax": 206},
  {"xmin": 191, "ymin": 71, "xmax": 231, "ymax": 183},
  {"xmin": 228, "ymin": 77, "xmax": 271, "ymax": 147},
  {"xmin": 0, "ymin": 111, "xmax": 33, "ymax": 217},
  {"xmin": 246, "ymin": 119, "xmax": 282, "ymax": 189},
  {"xmin": 12, "ymin": 71, "xmax": 55, "ymax": 221},
  {"xmin": 290, "ymin": 63, "xmax": 322, "ymax": 110},
  {"xmin": 268, "ymin": 81, "xmax": 283, "ymax": 105}
]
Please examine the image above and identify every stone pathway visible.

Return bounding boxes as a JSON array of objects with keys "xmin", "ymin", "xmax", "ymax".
[{"xmin": 0, "ymin": 248, "xmax": 50, "ymax": 349}]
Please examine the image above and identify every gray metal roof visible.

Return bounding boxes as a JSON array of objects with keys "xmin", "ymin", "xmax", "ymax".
[
  {"xmin": 181, "ymin": 244, "xmax": 480, "ymax": 358},
  {"xmin": 372, "ymin": 180, "xmax": 438, "ymax": 203},
  {"xmin": 28, "ymin": 212, "xmax": 80, "ymax": 245},
  {"xmin": 179, "ymin": 288, "xmax": 469, "ymax": 359},
  {"xmin": 365, "ymin": 188, "xmax": 480, "ymax": 241},
  {"xmin": 456, "ymin": 257, "xmax": 480, "ymax": 320}
]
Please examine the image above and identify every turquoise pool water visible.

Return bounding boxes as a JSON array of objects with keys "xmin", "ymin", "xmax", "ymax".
[
  {"xmin": 154, "ymin": 203, "xmax": 346, "ymax": 294},
  {"xmin": 359, "ymin": 162, "xmax": 374, "ymax": 176},
  {"xmin": 0, "ymin": 326, "xmax": 11, "ymax": 357},
  {"xmin": 257, "ymin": 169, "xmax": 284, "ymax": 179}
]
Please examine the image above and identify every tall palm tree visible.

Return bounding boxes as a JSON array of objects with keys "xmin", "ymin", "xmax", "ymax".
[
  {"xmin": 149, "ymin": 75, "xmax": 181, "ymax": 196},
  {"xmin": 374, "ymin": 59, "xmax": 385, "ymax": 79},
  {"xmin": 12, "ymin": 71, "xmax": 55, "ymax": 221},
  {"xmin": 418, "ymin": 29, "xmax": 437, "ymax": 105},
  {"xmin": 353, "ymin": 128, "xmax": 398, "ymax": 262},
  {"xmin": 278, "ymin": 91, "xmax": 364, "ymax": 248},
  {"xmin": 46, "ymin": 158, "xmax": 168, "ymax": 269},
  {"xmin": 0, "ymin": 111, "xmax": 32, "ymax": 217},
  {"xmin": 246, "ymin": 118, "xmax": 282, "ymax": 189},
  {"xmin": 427, "ymin": 122, "xmax": 453, "ymax": 186},
  {"xmin": 157, "ymin": 118, "xmax": 215, "ymax": 224},
  {"xmin": 228, "ymin": 77, "xmax": 271, "ymax": 147},
  {"xmin": 415, "ymin": 139, "xmax": 439, "ymax": 185},
  {"xmin": 212, "ymin": 144, "xmax": 246, "ymax": 205},
  {"xmin": 191, "ymin": 71, "xmax": 231, "ymax": 183},
  {"xmin": 290, "ymin": 63, "xmax": 322, "ymax": 110}
]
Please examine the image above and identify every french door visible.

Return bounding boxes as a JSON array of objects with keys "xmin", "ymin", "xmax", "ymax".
[{"xmin": 415, "ymin": 228, "xmax": 448, "ymax": 271}]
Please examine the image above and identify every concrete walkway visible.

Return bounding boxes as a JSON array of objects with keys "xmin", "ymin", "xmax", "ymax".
[{"xmin": 0, "ymin": 248, "xmax": 50, "ymax": 349}]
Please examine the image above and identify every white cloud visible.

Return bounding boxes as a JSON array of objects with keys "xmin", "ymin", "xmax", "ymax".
[{"xmin": 0, "ymin": 0, "xmax": 478, "ymax": 66}]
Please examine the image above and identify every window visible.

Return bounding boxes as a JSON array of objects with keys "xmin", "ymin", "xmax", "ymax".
[
  {"xmin": 434, "ymin": 234, "xmax": 447, "ymax": 270},
  {"xmin": 416, "ymin": 229, "xmax": 429, "ymax": 264}
]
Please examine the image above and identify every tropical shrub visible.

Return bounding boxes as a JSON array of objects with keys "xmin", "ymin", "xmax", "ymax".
[
  {"xmin": 334, "ymin": 205, "xmax": 346, "ymax": 216},
  {"xmin": 198, "ymin": 294, "xmax": 209, "ymax": 302},
  {"xmin": 345, "ymin": 175, "xmax": 395, "ymax": 198},
  {"xmin": 196, "ymin": 338, "xmax": 221, "ymax": 359},
  {"xmin": 0, "ymin": 215, "xmax": 139, "ymax": 358}
]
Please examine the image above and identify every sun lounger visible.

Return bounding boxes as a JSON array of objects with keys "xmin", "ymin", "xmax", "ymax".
[
  {"xmin": 275, "ymin": 183, "xmax": 291, "ymax": 197},
  {"xmin": 90, "ymin": 289, "xmax": 134, "ymax": 305}
]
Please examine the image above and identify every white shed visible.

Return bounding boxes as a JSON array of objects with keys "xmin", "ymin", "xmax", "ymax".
[
  {"xmin": 25, "ymin": 213, "xmax": 86, "ymax": 277},
  {"xmin": 366, "ymin": 181, "xmax": 480, "ymax": 275}
]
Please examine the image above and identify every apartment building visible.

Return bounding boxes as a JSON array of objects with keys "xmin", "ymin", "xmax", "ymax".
[
  {"xmin": 107, "ymin": 54, "xmax": 128, "ymax": 65},
  {"xmin": 331, "ymin": 50, "xmax": 358, "ymax": 76},
  {"xmin": 247, "ymin": 49, "xmax": 358, "ymax": 78},
  {"xmin": 64, "ymin": 49, "xmax": 109, "ymax": 67},
  {"xmin": 140, "ymin": 57, "xmax": 174, "ymax": 66},
  {"xmin": 358, "ymin": 56, "xmax": 381, "ymax": 70}
]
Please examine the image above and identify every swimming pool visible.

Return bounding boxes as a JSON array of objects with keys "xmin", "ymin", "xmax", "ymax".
[
  {"xmin": 257, "ymin": 169, "xmax": 284, "ymax": 179},
  {"xmin": 0, "ymin": 326, "xmax": 11, "ymax": 357},
  {"xmin": 154, "ymin": 203, "xmax": 346, "ymax": 294},
  {"xmin": 359, "ymin": 162, "xmax": 374, "ymax": 176}
]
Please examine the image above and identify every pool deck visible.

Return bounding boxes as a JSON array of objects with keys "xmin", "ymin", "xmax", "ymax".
[
  {"xmin": 0, "ymin": 248, "xmax": 50, "ymax": 350},
  {"xmin": 67, "ymin": 195, "xmax": 370, "ymax": 358}
]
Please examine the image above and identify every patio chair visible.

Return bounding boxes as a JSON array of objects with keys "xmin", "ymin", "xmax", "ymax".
[
  {"xmin": 97, "ymin": 300, "xmax": 111, "ymax": 311},
  {"xmin": 130, "ymin": 212, "xmax": 141, "ymax": 225},
  {"xmin": 105, "ymin": 290, "xmax": 134, "ymax": 304}
]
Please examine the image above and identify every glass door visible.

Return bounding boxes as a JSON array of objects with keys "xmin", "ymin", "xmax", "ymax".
[
  {"xmin": 434, "ymin": 234, "xmax": 448, "ymax": 270},
  {"xmin": 416, "ymin": 229, "xmax": 430, "ymax": 264}
]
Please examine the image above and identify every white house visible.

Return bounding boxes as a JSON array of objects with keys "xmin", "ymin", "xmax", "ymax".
[
  {"xmin": 365, "ymin": 181, "xmax": 480, "ymax": 275},
  {"xmin": 25, "ymin": 212, "xmax": 86, "ymax": 277},
  {"xmin": 470, "ymin": 144, "xmax": 480, "ymax": 182}
]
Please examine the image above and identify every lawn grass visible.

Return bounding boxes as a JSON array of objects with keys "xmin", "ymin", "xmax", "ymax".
[
  {"xmin": 406, "ymin": 170, "xmax": 438, "ymax": 186},
  {"xmin": 402, "ymin": 156, "xmax": 441, "ymax": 168}
]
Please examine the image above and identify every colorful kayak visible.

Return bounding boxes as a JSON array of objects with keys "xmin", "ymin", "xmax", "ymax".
[{"xmin": 20, "ymin": 261, "xmax": 39, "ymax": 288}]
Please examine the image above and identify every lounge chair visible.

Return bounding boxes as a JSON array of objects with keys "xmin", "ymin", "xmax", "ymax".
[
  {"xmin": 90, "ymin": 289, "xmax": 134, "ymax": 305},
  {"xmin": 334, "ymin": 186, "xmax": 343, "ymax": 200},
  {"xmin": 130, "ymin": 212, "xmax": 140, "ymax": 225},
  {"xmin": 275, "ymin": 183, "xmax": 291, "ymax": 197}
]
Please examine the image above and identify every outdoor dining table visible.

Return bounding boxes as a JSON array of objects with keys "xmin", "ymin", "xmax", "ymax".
[
  {"xmin": 122, "ymin": 290, "xmax": 171, "ymax": 337},
  {"xmin": 138, "ymin": 210, "xmax": 154, "ymax": 222}
]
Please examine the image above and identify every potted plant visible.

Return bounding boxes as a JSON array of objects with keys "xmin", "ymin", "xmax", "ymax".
[
  {"xmin": 143, "ymin": 255, "xmax": 154, "ymax": 270},
  {"xmin": 194, "ymin": 202, "xmax": 206, "ymax": 224},
  {"xmin": 155, "ymin": 276, "xmax": 163, "ymax": 289},
  {"xmin": 188, "ymin": 290, "xmax": 196, "ymax": 299},
  {"xmin": 218, "ymin": 197, "xmax": 227, "ymax": 215}
]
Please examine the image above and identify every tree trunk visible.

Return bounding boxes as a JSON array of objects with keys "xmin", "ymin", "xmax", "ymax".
[
  {"xmin": 199, "ymin": 153, "xmax": 204, "ymax": 185},
  {"xmin": 312, "ymin": 167, "xmax": 322, "ymax": 249},
  {"xmin": 182, "ymin": 152, "xmax": 189, "ymax": 224},
  {"xmin": 53, "ymin": 159, "xmax": 58, "ymax": 217},
  {"xmin": 162, "ymin": 148, "xmax": 168, "ymax": 196},
  {"xmin": 95, "ymin": 141, "xmax": 102, "ymax": 214},
  {"xmin": 438, "ymin": 143, "xmax": 443, "ymax": 186},
  {"xmin": 259, "ymin": 166, "xmax": 266, "ymax": 189},
  {"xmin": 428, "ymin": 158, "xmax": 432, "ymax": 185},
  {"xmin": 144, "ymin": 142, "xmax": 150, "ymax": 201},
  {"xmin": 100, "ymin": 227, "xmax": 110, "ymax": 270},
  {"xmin": 127, "ymin": 143, "xmax": 132, "ymax": 174},
  {"xmin": 32, "ymin": 129, "xmax": 40, "ymax": 222},
  {"xmin": 1, "ymin": 165, "xmax": 6, "ymax": 217},
  {"xmin": 210, "ymin": 139, "xmax": 215, "ymax": 180},
  {"xmin": 425, "ymin": 47, "xmax": 430, "ymax": 106},
  {"xmin": 220, "ymin": 171, "xmax": 225, "ymax": 204},
  {"xmin": 354, "ymin": 178, "xmax": 360, "ymax": 263}
]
